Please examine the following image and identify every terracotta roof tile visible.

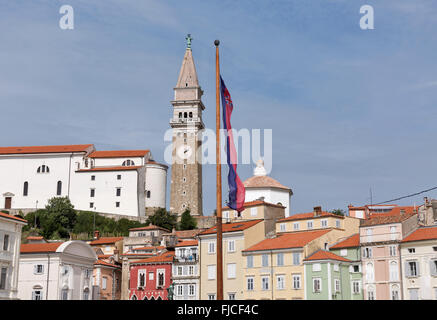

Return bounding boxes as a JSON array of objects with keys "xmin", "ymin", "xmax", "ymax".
[
  {"xmin": 171, "ymin": 229, "xmax": 205, "ymax": 238},
  {"xmin": 88, "ymin": 150, "xmax": 150, "ymax": 158},
  {"xmin": 131, "ymin": 251, "xmax": 175, "ymax": 264},
  {"xmin": 243, "ymin": 229, "xmax": 332, "ymax": 252},
  {"xmin": 0, "ymin": 144, "xmax": 94, "ymax": 155},
  {"xmin": 175, "ymin": 240, "xmax": 198, "ymax": 247},
  {"xmin": 330, "ymin": 233, "xmax": 360, "ymax": 249},
  {"xmin": 243, "ymin": 175, "xmax": 291, "ymax": 191},
  {"xmin": 278, "ymin": 211, "xmax": 344, "ymax": 222},
  {"xmin": 132, "ymin": 246, "xmax": 165, "ymax": 251},
  {"xmin": 360, "ymin": 213, "xmax": 416, "ymax": 227},
  {"xmin": 89, "ymin": 237, "xmax": 123, "ymax": 245},
  {"xmin": 94, "ymin": 259, "xmax": 121, "ymax": 269},
  {"xmin": 304, "ymin": 250, "xmax": 351, "ymax": 262},
  {"xmin": 0, "ymin": 212, "xmax": 27, "ymax": 223},
  {"xmin": 402, "ymin": 226, "xmax": 437, "ymax": 243},
  {"xmin": 199, "ymin": 219, "xmax": 264, "ymax": 236},
  {"xmin": 77, "ymin": 166, "xmax": 142, "ymax": 172},
  {"xmin": 21, "ymin": 242, "xmax": 63, "ymax": 253},
  {"xmin": 129, "ymin": 225, "xmax": 171, "ymax": 232}
]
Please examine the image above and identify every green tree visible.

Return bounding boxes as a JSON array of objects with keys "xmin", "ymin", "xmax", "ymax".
[
  {"xmin": 145, "ymin": 208, "xmax": 177, "ymax": 231},
  {"xmin": 330, "ymin": 209, "xmax": 346, "ymax": 216},
  {"xmin": 178, "ymin": 208, "xmax": 197, "ymax": 230}
]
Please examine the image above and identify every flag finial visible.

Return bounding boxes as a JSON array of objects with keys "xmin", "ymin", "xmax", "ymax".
[{"xmin": 186, "ymin": 34, "xmax": 193, "ymax": 49}]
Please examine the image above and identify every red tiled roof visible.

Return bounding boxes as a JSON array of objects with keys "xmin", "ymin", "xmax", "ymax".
[
  {"xmin": 199, "ymin": 219, "xmax": 264, "ymax": 236},
  {"xmin": 120, "ymin": 253, "xmax": 156, "ymax": 257},
  {"xmin": 330, "ymin": 233, "xmax": 360, "ymax": 249},
  {"xmin": 243, "ymin": 229, "xmax": 332, "ymax": 252},
  {"xmin": 76, "ymin": 166, "xmax": 142, "ymax": 172},
  {"xmin": 94, "ymin": 259, "xmax": 121, "ymax": 269},
  {"xmin": 172, "ymin": 229, "xmax": 205, "ymax": 238},
  {"xmin": 88, "ymin": 150, "xmax": 149, "ymax": 158},
  {"xmin": 304, "ymin": 250, "xmax": 351, "ymax": 262},
  {"xmin": 0, "ymin": 211, "xmax": 27, "ymax": 223},
  {"xmin": 360, "ymin": 213, "xmax": 416, "ymax": 227},
  {"xmin": 21, "ymin": 242, "xmax": 63, "ymax": 253},
  {"xmin": 0, "ymin": 144, "xmax": 93, "ymax": 155},
  {"xmin": 131, "ymin": 251, "xmax": 175, "ymax": 264},
  {"xmin": 175, "ymin": 240, "xmax": 198, "ymax": 247},
  {"xmin": 278, "ymin": 211, "xmax": 344, "ymax": 222},
  {"xmin": 89, "ymin": 237, "xmax": 123, "ymax": 245},
  {"xmin": 222, "ymin": 200, "xmax": 285, "ymax": 211},
  {"xmin": 402, "ymin": 226, "xmax": 437, "ymax": 243},
  {"xmin": 132, "ymin": 246, "xmax": 165, "ymax": 251},
  {"xmin": 129, "ymin": 225, "xmax": 171, "ymax": 232},
  {"xmin": 370, "ymin": 206, "xmax": 417, "ymax": 217},
  {"xmin": 98, "ymin": 254, "xmax": 112, "ymax": 259},
  {"xmin": 243, "ymin": 175, "xmax": 291, "ymax": 191}
]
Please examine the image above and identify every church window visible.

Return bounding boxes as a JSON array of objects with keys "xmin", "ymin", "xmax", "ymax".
[
  {"xmin": 116, "ymin": 188, "xmax": 121, "ymax": 197},
  {"xmin": 23, "ymin": 181, "xmax": 29, "ymax": 196},
  {"xmin": 37, "ymin": 165, "xmax": 50, "ymax": 173},
  {"xmin": 122, "ymin": 160, "xmax": 135, "ymax": 166},
  {"xmin": 184, "ymin": 112, "xmax": 187, "ymax": 118},
  {"xmin": 56, "ymin": 181, "xmax": 62, "ymax": 196},
  {"xmin": 146, "ymin": 191, "xmax": 151, "ymax": 198},
  {"xmin": 189, "ymin": 112, "xmax": 193, "ymax": 118},
  {"xmin": 179, "ymin": 112, "xmax": 182, "ymax": 118}
]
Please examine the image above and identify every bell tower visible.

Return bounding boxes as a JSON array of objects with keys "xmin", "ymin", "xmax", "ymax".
[{"xmin": 169, "ymin": 34, "xmax": 204, "ymax": 216}]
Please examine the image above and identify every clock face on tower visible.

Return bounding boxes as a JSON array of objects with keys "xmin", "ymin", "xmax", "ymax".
[{"xmin": 177, "ymin": 145, "xmax": 193, "ymax": 160}]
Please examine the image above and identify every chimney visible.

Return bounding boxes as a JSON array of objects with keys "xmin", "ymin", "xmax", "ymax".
[
  {"xmin": 113, "ymin": 249, "xmax": 119, "ymax": 263},
  {"xmin": 313, "ymin": 206, "xmax": 322, "ymax": 217},
  {"xmin": 94, "ymin": 230, "xmax": 100, "ymax": 240}
]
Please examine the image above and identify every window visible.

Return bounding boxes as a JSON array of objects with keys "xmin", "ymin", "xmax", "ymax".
[
  {"xmin": 280, "ymin": 223, "xmax": 286, "ymax": 232},
  {"xmin": 122, "ymin": 160, "xmax": 135, "ymax": 166},
  {"xmin": 208, "ymin": 265, "xmax": 216, "ymax": 280},
  {"xmin": 32, "ymin": 289, "xmax": 42, "ymax": 300},
  {"xmin": 333, "ymin": 264, "xmax": 339, "ymax": 272},
  {"xmin": 3, "ymin": 234, "xmax": 9, "ymax": 251},
  {"xmin": 102, "ymin": 277, "xmax": 108, "ymax": 290},
  {"xmin": 389, "ymin": 245, "xmax": 396, "ymax": 256},
  {"xmin": 89, "ymin": 202, "xmax": 94, "ymax": 208},
  {"xmin": 23, "ymin": 181, "xmax": 29, "ymax": 196},
  {"xmin": 293, "ymin": 222, "xmax": 299, "ymax": 231},
  {"xmin": 208, "ymin": 294, "xmax": 216, "ymax": 300},
  {"xmin": 390, "ymin": 226, "xmax": 397, "ymax": 240},
  {"xmin": 433, "ymin": 247, "xmax": 437, "ymax": 252},
  {"xmin": 363, "ymin": 247, "xmax": 372, "ymax": 258},
  {"xmin": 321, "ymin": 219, "xmax": 327, "ymax": 228},
  {"xmin": 37, "ymin": 165, "xmax": 50, "ymax": 173},
  {"xmin": 430, "ymin": 260, "xmax": 437, "ymax": 276},
  {"xmin": 408, "ymin": 248, "xmax": 416, "ymax": 253},
  {"xmin": 189, "ymin": 284, "xmax": 195, "ymax": 296},
  {"xmin": 138, "ymin": 271, "xmax": 146, "ymax": 287},
  {"xmin": 228, "ymin": 293, "xmax": 236, "ymax": 300},
  {"xmin": 90, "ymin": 189, "xmax": 95, "ymax": 197},
  {"xmin": 352, "ymin": 281, "xmax": 360, "ymax": 294},
  {"xmin": 91, "ymin": 175, "xmax": 95, "ymax": 181},
  {"xmin": 409, "ymin": 288, "xmax": 419, "ymax": 300},
  {"xmin": 312, "ymin": 263, "xmax": 321, "ymax": 272},
  {"xmin": 293, "ymin": 252, "xmax": 301, "ymax": 265},
  {"xmin": 157, "ymin": 271, "xmax": 165, "ymax": 287},
  {"xmin": 188, "ymin": 266, "xmax": 194, "ymax": 275},
  {"xmin": 367, "ymin": 288, "xmax": 375, "ymax": 300},
  {"xmin": 277, "ymin": 253, "xmax": 284, "ymax": 266},
  {"xmin": 176, "ymin": 285, "xmax": 183, "ymax": 296},
  {"xmin": 34, "ymin": 264, "xmax": 44, "ymax": 274},
  {"xmin": 247, "ymin": 277, "xmax": 254, "ymax": 291},
  {"xmin": 208, "ymin": 241, "xmax": 216, "ymax": 254},
  {"xmin": 227, "ymin": 263, "xmax": 236, "ymax": 279},
  {"xmin": 336, "ymin": 219, "xmax": 341, "ymax": 228},
  {"xmin": 261, "ymin": 277, "xmax": 269, "ymax": 290},
  {"xmin": 177, "ymin": 266, "xmax": 183, "ymax": 276},
  {"xmin": 366, "ymin": 263, "xmax": 374, "ymax": 281},
  {"xmin": 61, "ymin": 288, "xmax": 69, "ymax": 300},
  {"xmin": 247, "ymin": 256, "xmax": 253, "ymax": 268},
  {"xmin": 313, "ymin": 278, "xmax": 321, "ymax": 293},
  {"xmin": 56, "ymin": 181, "xmax": 62, "ymax": 195},
  {"xmin": 292, "ymin": 274, "xmax": 301, "ymax": 289},
  {"xmin": 389, "ymin": 261, "xmax": 399, "ymax": 281},
  {"xmin": 83, "ymin": 288, "xmax": 90, "ymax": 300},
  {"xmin": 117, "ymin": 174, "xmax": 121, "ymax": 180},
  {"xmin": 262, "ymin": 254, "xmax": 269, "ymax": 267},
  {"xmin": 146, "ymin": 191, "xmax": 151, "ymax": 198},
  {"xmin": 340, "ymin": 249, "xmax": 347, "ymax": 256},
  {"xmin": 277, "ymin": 275, "xmax": 285, "ymax": 290},
  {"xmin": 307, "ymin": 221, "xmax": 313, "ymax": 230},
  {"xmin": 353, "ymin": 265, "xmax": 360, "ymax": 273},
  {"xmin": 149, "ymin": 272, "xmax": 154, "ymax": 281},
  {"xmin": 116, "ymin": 202, "xmax": 120, "ymax": 208},
  {"xmin": 366, "ymin": 229, "xmax": 373, "ymax": 242},
  {"xmin": 84, "ymin": 269, "xmax": 91, "ymax": 279},
  {"xmin": 335, "ymin": 279, "xmax": 341, "ymax": 292},
  {"xmin": 228, "ymin": 240, "xmax": 235, "ymax": 253},
  {"xmin": 116, "ymin": 188, "xmax": 121, "ymax": 197},
  {"xmin": 406, "ymin": 261, "xmax": 419, "ymax": 277},
  {"xmin": 0, "ymin": 267, "xmax": 7, "ymax": 290},
  {"xmin": 391, "ymin": 285, "xmax": 400, "ymax": 300},
  {"xmin": 250, "ymin": 207, "xmax": 257, "ymax": 217}
]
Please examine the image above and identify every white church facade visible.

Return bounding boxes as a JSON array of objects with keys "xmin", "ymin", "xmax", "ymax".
[{"xmin": 0, "ymin": 144, "xmax": 167, "ymax": 218}]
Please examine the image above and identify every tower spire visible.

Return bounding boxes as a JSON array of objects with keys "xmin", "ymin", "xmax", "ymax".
[{"xmin": 176, "ymin": 35, "xmax": 199, "ymax": 89}]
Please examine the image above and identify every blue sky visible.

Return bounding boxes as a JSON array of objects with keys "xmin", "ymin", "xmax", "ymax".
[{"xmin": 1, "ymin": 0, "xmax": 436, "ymax": 215}]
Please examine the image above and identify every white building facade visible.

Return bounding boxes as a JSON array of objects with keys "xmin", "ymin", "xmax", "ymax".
[
  {"xmin": 17, "ymin": 241, "xmax": 97, "ymax": 300},
  {"xmin": 172, "ymin": 241, "xmax": 199, "ymax": 300},
  {"xmin": 0, "ymin": 212, "xmax": 27, "ymax": 300},
  {"xmin": 0, "ymin": 144, "xmax": 167, "ymax": 217}
]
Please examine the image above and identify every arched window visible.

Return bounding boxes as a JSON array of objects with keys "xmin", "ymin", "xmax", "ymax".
[
  {"xmin": 391, "ymin": 285, "xmax": 400, "ymax": 300},
  {"xmin": 366, "ymin": 263, "xmax": 374, "ymax": 281},
  {"xmin": 389, "ymin": 261, "xmax": 398, "ymax": 281},
  {"xmin": 184, "ymin": 112, "xmax": 187, "ymax": 118},
  {"xmin": 178, "ymin": 112, "xmax": 182, "ymax": 118},
  {"xmin": 131, "ymin": 294, "xmax": 137, "ymax": 300},
  {"xmin": 61, "ymin": 287, "xmax": 69, "ymax": 300},
  {"xmin": 37, "ymin": 165, "xmax": 50, "ymax": 173},
  {"xmin": 83, "ymin": 288, "xmax": 90, "ymax": 300},
  {"xmin": 122, "ymin": 160, "xmax": 135, "ymax": 166},
  {"xmin": 189, "ymin": 112, "xmax": 193, "ymax": 118},
  {"xmin": 23, "ymin": 181, "xmax": 29, "ymax": 196},
  {"xmin": 57, "ymin": 181, "xmax": 62, "ymax": 196}
]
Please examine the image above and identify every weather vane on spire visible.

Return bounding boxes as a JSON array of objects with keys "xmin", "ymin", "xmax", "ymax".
[{"xmin": 186, "ymin": 34, "xmax": 193, "ymax": 49}]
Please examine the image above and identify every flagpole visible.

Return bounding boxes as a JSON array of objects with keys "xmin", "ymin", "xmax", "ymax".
[{"xmin": 214, "ymin": 39, "xmax": 223, "ymax": 301}]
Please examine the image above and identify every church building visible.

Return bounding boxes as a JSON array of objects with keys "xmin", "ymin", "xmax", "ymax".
[{"xmin": 0, "ymin": 144, "xmax": 167, "ymax": 218}]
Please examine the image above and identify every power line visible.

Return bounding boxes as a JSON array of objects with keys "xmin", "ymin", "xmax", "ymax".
[{"xmin": 373, "ymin": 186, "xmax": 437, "ymax": 205}]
